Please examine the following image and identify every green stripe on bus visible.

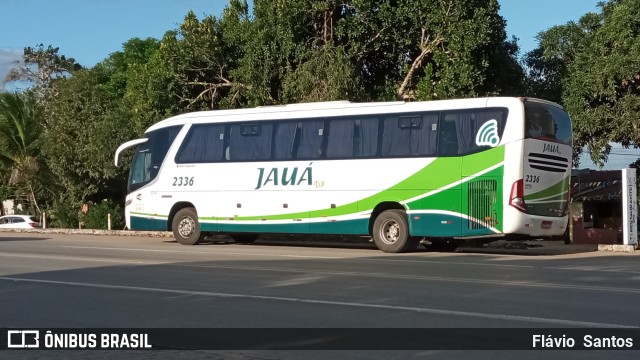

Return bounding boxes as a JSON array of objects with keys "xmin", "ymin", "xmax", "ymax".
[
  {"xmin": 525, "ymin": 176, "xmax": 570, "ymax": 201},
  {"xmin": 204, "ymin": 146, "xmax": 505, "ymax": 221},
  {"xmin": 133, "ymin": 147, "xmax": 506, "ymax": 227}
]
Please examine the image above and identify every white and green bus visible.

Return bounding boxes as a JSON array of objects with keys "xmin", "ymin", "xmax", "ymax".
[{"xmin": 114, "ymin": 97, "xmax": 572, "ymax": 252}]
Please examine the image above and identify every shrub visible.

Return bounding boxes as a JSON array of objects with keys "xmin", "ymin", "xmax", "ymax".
[
  {"xmin": 49, "ymin": 197, "xmax": 80, "ymax": 228},
  {"xmin": 82, "ymin": 199, "xmax": 124, "ymax": 230}
]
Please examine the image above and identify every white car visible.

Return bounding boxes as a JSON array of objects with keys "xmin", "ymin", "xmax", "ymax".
[{"xmin": 0, "ymin": 215, "xmax": 41, "ymax": 229}]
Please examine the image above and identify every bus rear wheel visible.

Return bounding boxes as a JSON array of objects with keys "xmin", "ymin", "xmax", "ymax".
[
  {"xmin": 372, "ymin": 209, "xmax": 417, "ymax": 253},
  {"xmin": 172, "ymin": 207, "xmax": 205, "ymax": 245}
]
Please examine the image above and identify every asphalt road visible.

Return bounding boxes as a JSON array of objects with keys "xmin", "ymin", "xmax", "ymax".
[{"xmin": 0, "ymin": 232, "xmax": 639, "ymax": 359}]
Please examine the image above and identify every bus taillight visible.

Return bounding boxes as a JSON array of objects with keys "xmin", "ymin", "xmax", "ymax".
[{"xmin": 509, "ymin": 179, "xmax": 527, "ymax": 212}]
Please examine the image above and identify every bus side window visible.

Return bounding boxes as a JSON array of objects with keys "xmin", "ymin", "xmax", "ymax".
[
  {"xmin": 381, "ymin": 113, "xmax": 436, "ymax": 157},
  {"xmin": 326, "ymin": 118, "xmax": 355, "ymax": 158},
  {"xmin": 273, "ymin": 121, "xmax": 298, "ymax": 160},
  {"xmin": 229, "ymin": 122, "xmax": 273, "ymax": 161},
  {"xmin": 381, "ymin": 115, "xmax": 410, "ymax": 156},
  {"xmin": 175, "ymin": 124, "xmax": 225, "ymax": 163},
  {"xmin": 295, "ymin": 120, "xmax": 324, "ymax": 159},
  {"xmin": 356, "ymin": 117, "xmax": 379, "ymax": 157},
  {"xmin": 438, "ymin": 117, "xmax": 459, "ymax": 155},
  {"xmin": 440, "ymin": 109, "xmax": 505, "ymax": 155}
]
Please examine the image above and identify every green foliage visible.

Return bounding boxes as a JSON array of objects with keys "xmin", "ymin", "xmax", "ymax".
[
  {"xmin": 523, "ymin": 1, "xmax": 640, "ymax": 167},
  {"xmin": 523, "ymin": 15, "xmax": 598, "ymax": 104},
  {"xmin": 282, "ymin": 45, "xmax": 362, "ymax": 103},
  {"xmin": 124, "ymin": 54, "xmax": 176, "ymax": 134},
  {"xmin": 81, "ymin": 199, "xmax": 124, "ymax": 230},
  {"xmin": 0, "ymin": 92, "xmax": 52, "ymax": 214},
  {"xmin": 156, "ymin": 9, "xmax": 247, "ymax": 110},
  {"xmin": 560, "ymin": 0, "xmax": 640, "ymax": 166},
  {"xmin": 48, "ymin": 196, "xmax": 80, "ymax": 229},
  {"xmin": 0, "ymin": 92, "xmax": 41, "ymax": 164},
  {"xmin": 43, "ymin": 70, "xmax": 131, "ymax": 203},
  {"xmin": 94, "ymin": 38, "xmax": 161, "ymax": 100},
  {"xmin": 234, "ymin": 0, "xmax": 307, "ymax": 105}
]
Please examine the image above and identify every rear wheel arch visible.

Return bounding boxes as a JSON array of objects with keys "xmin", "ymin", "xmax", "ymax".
[{"xmin": 369, "ymin": 202, "xmax": 407, "ymax": 236}]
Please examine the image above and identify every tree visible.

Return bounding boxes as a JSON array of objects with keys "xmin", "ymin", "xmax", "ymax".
[
  {"xmin": 523, "ymin": 13, "xmax": 601, "ymax": 104},
  {"xmin": 4, "ymin": 44, "xmax": 82, "ymax": 109},
  {"xmin": 335, "ymin": 0, "xmax": 524, "ymax": 101},
  {"xmin": 277, "ymin": 1, "xmax": 363, "ymax": 103},
  {"xmin": 157, "ymin": 8, "xmax": 249, "ymax": 110},
  {"xmin": 94, "ymin": 37, "xmax": 160, "ymax": 100},
  {"xmin": 43, "ymin": 70, "xmax": 131, "ymax": 205},
  {"xmin": 124, "ymin": 3, "xmax": 252, "ymax": 133},
  {"xmin": 281, "ymin": 44, "xmax": 361, "ymax": 103},
  {"xmin": 0, "ymin": 92, "xmax": 50, "ymax": 214},
  {"xmin": 561, "ymin": 0, "xmax": 640, "ymax": 166},
  {"xmin": 407, "ymin": 0, "xmax": 523, "ymax": 100}
]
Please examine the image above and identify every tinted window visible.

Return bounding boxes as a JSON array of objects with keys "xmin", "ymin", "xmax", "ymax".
[
  {"xmin": 295, "ymin": 120, "xmax": 324, "ymax": 159},
  {"xmin": 12, "ymin": 217, "xmax": 25, "ymax": 223},
  {"xmin": 129, "ymin": 126, "xmax": 181, "ymax": 192},
  {"xmin": 229, "ymin": 123, "xmax": 273, "ymax": 161},
  {"xmin": 273, "ymin": 121, "xmax": 298, "ymax": 160},
  {"xmin": 176, "ymin": 124, "xmax": 226, "ymax": 163},
  {"xmin": 326, "ymin": 117, "xmax": 379, "ymax": 158},
  {"xmin": 439, "ymin": 109, "xmax": 507, "ymax": 156},
  {"xmin": 381, "ymin": 113, "xmax": 438, "ymax": 157},
  {"xmin": 525, "ymin": 102, "xmax": 572, "ymax": 145}
]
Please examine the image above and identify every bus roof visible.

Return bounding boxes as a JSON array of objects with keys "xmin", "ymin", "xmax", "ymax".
[{"xmin": 145, "ymin": 97, "xmax": 554, "ymax": 133}]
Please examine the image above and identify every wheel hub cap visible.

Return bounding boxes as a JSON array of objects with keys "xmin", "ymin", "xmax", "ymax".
[
  {"xmin": 382, "ymin": 220, "xmax": 400, "ymax": 244},
  {"xmin": 178, "ymin": 217, "xmax": 195, "ymax": 237}
]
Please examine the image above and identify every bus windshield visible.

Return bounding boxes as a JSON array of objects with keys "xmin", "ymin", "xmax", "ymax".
[
  {"xmin": 128, "ymin": 126, "xmax": 181, "ymax": 193},
  {"xmin": 524, "ymin": 101, "xmax": 572, "ymax": 145}
]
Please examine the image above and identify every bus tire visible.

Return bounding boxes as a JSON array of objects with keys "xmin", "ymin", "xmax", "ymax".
[
  {"xmin": 172, "ymin": 207, "xmax": 205, "ymax": 245},
  {"xmin": 230, "ymin": 233, "xmax": 260, "ymax": 244},
  {"xmin": 372, "ymin": 209, "xmax": 412, "ymax": 253}
]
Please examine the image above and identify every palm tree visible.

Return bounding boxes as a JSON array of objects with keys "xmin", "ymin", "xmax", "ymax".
[{"xmin": 0, "ymin": 92, "xmax": 46, "ymax": 214}]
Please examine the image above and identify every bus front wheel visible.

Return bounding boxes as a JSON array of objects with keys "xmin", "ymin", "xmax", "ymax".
[
  {"xmin": 372, "ymin": 209, "xmax": 416, "ymax": 253},
  {"xmin": 172, "ymin": 207, "xmax": 205, "ymax": 245}
]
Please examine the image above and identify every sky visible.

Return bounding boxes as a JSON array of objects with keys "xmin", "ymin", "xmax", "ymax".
[{"xmin": 1, "ymin": 0, "xmax": 631, "ymax": 169}]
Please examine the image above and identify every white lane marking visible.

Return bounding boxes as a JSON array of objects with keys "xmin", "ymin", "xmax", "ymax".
[
  {"xmin": 179, "ymin": 263, "xmax": 640, "ymax": 294},
  {"xmin": 60, "ymin": 246, "xmax": 640, "ymax": 275},
  {"xmin": 60, "ymin": 246, "xmax": 343, "ymax": 259},
  {"xmin": 0, "ymin": 252, "xmax": 162, "ymax": 265},
  {"xmin": 0, "ymin": 252, "xmax": 635, "ymax": 294},
  {"xmin": 60, "ymin": 245, "xmax": 535, "ymax": 269},
  {"xmin": 0, "ymin": 276, "xmax": 634, "ymax": 329}
]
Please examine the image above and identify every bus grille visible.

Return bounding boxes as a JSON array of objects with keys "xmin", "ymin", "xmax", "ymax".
[
  {"xmin": 468, "ymin": 179, "xmax": 498, "ymax": 230},
  {"xmin": 527, "ymin": 153, "xmax": 569, "ymax": 173}
]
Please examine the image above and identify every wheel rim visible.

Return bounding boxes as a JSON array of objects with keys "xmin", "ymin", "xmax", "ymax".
[
  {"xmin": 380, "ymin": 219, "xmax": 400, "ymax": 245},
  {"xmin": 178, "ymin": 216, "xmax": 195, "ymax": 238}
]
